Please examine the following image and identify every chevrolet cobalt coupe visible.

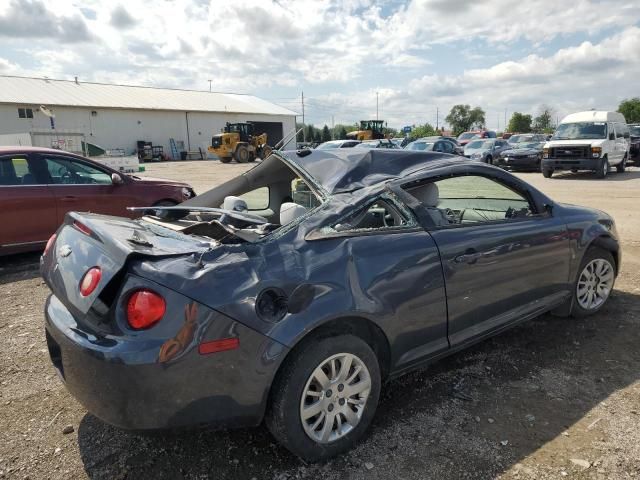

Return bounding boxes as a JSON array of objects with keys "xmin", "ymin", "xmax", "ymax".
[{"xmin": 42, "ymin": 149, "xmax": 619, "ymax": 461}]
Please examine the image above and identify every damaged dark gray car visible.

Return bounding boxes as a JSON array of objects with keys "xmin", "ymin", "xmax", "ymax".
[{"xmin": 41, "ymin": 149, "xmax": 620, "ymax": 460}]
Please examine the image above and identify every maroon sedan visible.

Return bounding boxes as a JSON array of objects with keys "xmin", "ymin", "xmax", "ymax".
[{"xmin": 0, "ymin": 147, "xmax": 195, "ymax": 256}]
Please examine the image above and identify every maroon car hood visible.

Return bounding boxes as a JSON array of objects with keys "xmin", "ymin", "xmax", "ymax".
[{"xmin": 130, "ymin": 175, "xmax": 189, "ymax": 187}]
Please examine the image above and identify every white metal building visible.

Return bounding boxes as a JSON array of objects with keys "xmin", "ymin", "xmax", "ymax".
[{"xmin": 0, "ymin": 75, "xmax": 297, "ymax": 158}]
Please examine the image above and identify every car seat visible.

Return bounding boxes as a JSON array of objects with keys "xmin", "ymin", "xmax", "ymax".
[
  {"xmin": 409, "ymin": 183, "xmax": 451, "ymax": 226},
  {"xmin": 280, "ymin": 202, "xmax": 307, "ymax": 225}
]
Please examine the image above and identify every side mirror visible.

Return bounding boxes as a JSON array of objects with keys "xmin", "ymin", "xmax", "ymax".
[
  {"xmin": 609, "ymin": 133, "xmax": 615, "ymax": 140},
  {"xmin": 111, "ymin": 173, "xmax": 123, "ymax": 184}
]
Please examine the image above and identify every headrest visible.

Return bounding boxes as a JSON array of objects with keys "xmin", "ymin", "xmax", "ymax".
[
  {"xmin": 280, "ymin": 202, "xmax": 307, "ymax": 225},
  {"xmin": 223, "ymin": 196, "xmax": 248, "ymax": 212},
  {"xmin": 411, "ymin": 183, "xmax": 439, "ymax": 207}
]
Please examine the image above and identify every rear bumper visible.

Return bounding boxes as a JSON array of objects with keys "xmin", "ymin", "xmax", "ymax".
[
  {"xmin": 542, "ymin": 157, "xmax": 600, "ymax": 171},
  {"xmin": 44, "ymin": 293, "xmax": 287, "ymax": 431}
]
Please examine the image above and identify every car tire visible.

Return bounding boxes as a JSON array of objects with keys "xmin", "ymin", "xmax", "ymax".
[
  {"xmin": 265, "ymin": 334, "xmax": 381, "ymax": 461},
  {"xmin": 616, "ymin": 155, "xmax": 626, "ymax": 173},
  {"xmin": 596, "ymin": 157, "xmax": 609, "ymax": 179},
  {"xmin": 570, "ymin": 247, "xmax": 616, "ymax": 318},
  {"xmin": 542, "ymin": 169, "xmax": 553, "ymax": 178},
  {"xmin": 486, "ymin": 155, "xmax": 493, "ymax": 165}
]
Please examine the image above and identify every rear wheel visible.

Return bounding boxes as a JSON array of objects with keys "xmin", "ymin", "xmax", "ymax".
[
  {"xmin": 265, "ymin": 334, "xmax": 381, "ymax": 461},
  {"xmin": 542, "ymin": 168, "xmax": 553, "ymax": 178},
  {"xmin": 596, "ymin": 157, "xmax": 609, "ymax": 178},
  {"xmin": 260, "ymin": 145, "xmax": 273, "ymax": 160},
  {"xmin": 234, "ymin": 145, "xmax": 250, "ymax": 163},
  {"xmin": 616, "ymin": 155, "xmax": 627, "ymax": 173},
  {"xmin": 571, "ymin": 247, "xmax": 615, "ymax": 317}
]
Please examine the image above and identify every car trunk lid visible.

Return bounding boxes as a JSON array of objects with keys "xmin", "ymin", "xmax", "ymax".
[{"xmin": 41, "ymin": 211, "xmax": 211, "ymax": 319}]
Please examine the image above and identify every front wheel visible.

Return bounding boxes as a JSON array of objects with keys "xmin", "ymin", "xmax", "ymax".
[
  {"xmin": 616, "ymin": 155, "xmax": 627, "ymax": 173},
  {"xmin": 571, "ymin": 247, "xmax": 615, "ymax": 317},
  {"xmin": 542, "ymin": 168, "xmax": 553, "ymax": 178},
  {"xmin": 265, "ymin": 334, "xmax": 381, "ymax": 461},
  {"xmin": 234, "ymin": 145, "xmax": 250, "ymax": 163},
  {"xmin": 596, "ymin": 157, "xmax": 609, "ymax": 179},
  {"xmin": 485, "ymin": 155, "xmax": 493, "ymax": 165}
]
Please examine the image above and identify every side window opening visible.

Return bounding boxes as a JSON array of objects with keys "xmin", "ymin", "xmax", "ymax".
[
  {"xmin": 322, "ymin": 196, "xmax": 413, "ymax": 235},
  {"xmin": 407, "ymin": 175, "xmax": 535, "ymax": 227}
]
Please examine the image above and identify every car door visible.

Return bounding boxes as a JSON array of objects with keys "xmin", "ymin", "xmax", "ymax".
[
  {"xmin": 405, "ymin": 173, "xmax": 571, "ymax": 347},
  {"xmin": 38, "ymin": 153, "xmax": 131, "ymax": 224},
  {"xmin": 306, "ymin": 195, "xmax": 449, "ymax": 372},
  {"xmin": 0, "ymin": 153, "xmax": 58, "ymax": 251}
]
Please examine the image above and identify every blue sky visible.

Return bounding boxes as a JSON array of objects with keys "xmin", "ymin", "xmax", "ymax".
[{"xmin": 0, "ymin": 0, "xmax": 639, "ymax": 131}]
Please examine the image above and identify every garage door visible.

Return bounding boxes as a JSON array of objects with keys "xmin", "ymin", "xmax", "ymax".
[{"xmin": 251, "ymin": 122, "xmax": 283, "ymax": 148}]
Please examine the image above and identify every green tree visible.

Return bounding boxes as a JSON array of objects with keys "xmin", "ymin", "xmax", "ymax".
[
  {"xmin": 618, "ymin": 97, "xmax": 640, "ymax": 123},
  {"xmin": 445, "ymin": 105, "xmax": 486, "ymax": 135},
  {"xmin": 314, "ymin": 130, "xmax": 322, "ymax": 143},
  {"xmin": 508, "ymin": 112, "xmax": 532, "ymax": 133},
  {"xmin": 338, "ymin": 126, "xmax": 348, "ymax": 140},
  {"xmin": 321, "ymin": 125, "xmax": 332, "ymax": 142},
  {"xmin": 533, "ymin": 106, "xmax": 554, "ymax": 133},
  {"xmin": 408, "ymin": 123, "xmax": 437, "ymax": 140},
  {"xmin": 296, "ymin": 123, "xmax": 304, "ymax": 142},
  {"xmin": 305, "ymin": 124, "xmax": 315, "ymax": 143}
]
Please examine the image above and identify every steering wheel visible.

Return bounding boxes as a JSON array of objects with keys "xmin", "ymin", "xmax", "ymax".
[
  {"xmin": 457, "ymin": 208, "xmax": 467, "ymax": 224},
  {"xmin": 60, "ymin": 169, "xmax": 73, "ymax": 184}
]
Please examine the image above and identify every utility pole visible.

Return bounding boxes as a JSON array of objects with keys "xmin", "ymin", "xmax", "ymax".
[
  {"xmin": 436, "ymin": 107, "xmax": 439, "ymax": 130},
  {"xmin": 331, "ymin": 115, "xmax": 335, "ymax": 140},
  {"xmin": 301, "ymin": 91, "xmax": 305, "ymax": 143},
  {"xmin": 497, "ymin": 113, "xmax": 500, "ymax": 131},
  {"xmin": 208, "ymin": 80, "xmax": 212, "ymax": 92},
  {"xmin": 376, "ymin": 92, "xmax": 379, "ymax": 121},
  {"xmin": 504, "ymin": 108, "xmax": 507, "ymax": 130}
]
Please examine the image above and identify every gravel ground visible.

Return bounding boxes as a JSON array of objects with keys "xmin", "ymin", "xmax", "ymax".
[{"xmin": 1, "ymin": 160, "xmax": 639, "ymax": 480}]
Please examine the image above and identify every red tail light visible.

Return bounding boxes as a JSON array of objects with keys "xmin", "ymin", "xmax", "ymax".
[
  {"xmin": 44, "ymin": 234, "xmax": 57, "ymax": 256},
  {"xmin": 73, "ymin": 220, "xmax": 93, "ymax": 237},
  {"xmin": 79, "ymin": 267, "xmax": 102, "ymax": 297},
  {"xmin": 127, "ymin": 289, "xmax": 166, "ymax": 330}
]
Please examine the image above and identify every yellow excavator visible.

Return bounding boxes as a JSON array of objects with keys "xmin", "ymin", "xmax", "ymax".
[
  {"xmin": 208, "ymin": 122, "xmax": 273, "ymax": 163},
  {"xmin": 346, "ymin": 120, "xmax": 386, "ymax": 141}
]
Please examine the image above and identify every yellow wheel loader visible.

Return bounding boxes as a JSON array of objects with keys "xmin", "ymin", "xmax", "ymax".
[
  {"xmin": 208, "ymin": 122, "xmax": 273, "ymax": 164},
  {"xmin": 346, "ymin": 120, "xmax": 386, "ymax": 141}
]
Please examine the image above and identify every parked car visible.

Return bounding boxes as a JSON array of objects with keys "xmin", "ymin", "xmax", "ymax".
[
  {"xmin": 405, "ymin": 138, "xmax": 461, "ymax": 155},
  {"xmin": 390, "ymin": 137, "xmax": 410, "ymax": 148},
  {"xmin": 0, "ymin": 147, "xmax": 195, "ymax": 256},
  {"xmin": 457, "ymin": 130, "xmax": 497, "ymax": 146},
  {"xmin": 315, "ymin": 140, "xmax": 361, "ymax": 150},
  {"xmin": 509, "ymin": 134, "xmax": 547, "ymax": 145},
  {"xmin": 494, "ymin": 139, "xmax": 545, "ymax": 171},
  {"xmin": 42, "ymin": 148, "xmax": 619, "ymax": 461},
  {"xmin": 629, "ymin": 124, "xmax": 640, "ymax": 164},
  {"xmin": 463, "ymin": 138, "xmax": 510, "ymax": 163},
  {"xmin": 354, "ymin": 139, "xmax": 399, "ymax": 149},
  {"xmin": 542, "ymin": 111, "xmax": 630, "ymax": 178}
]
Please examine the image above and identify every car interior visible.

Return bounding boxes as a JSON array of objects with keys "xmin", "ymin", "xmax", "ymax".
[
  {"xmin": 406, "ymin": 175, "xmax": 534, "ymax": 227},
  {"xmin": 141, "ymin": 154, "xmax": 323, "ymax": 243}
]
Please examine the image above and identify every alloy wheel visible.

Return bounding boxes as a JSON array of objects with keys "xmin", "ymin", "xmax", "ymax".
[
  {"xmin": 300, "ymin": 353, "xmax": 371, "ymax": 444},
  {"xmin": 576, "ymin": 258, "xmax": 614, "ymax": 310}
]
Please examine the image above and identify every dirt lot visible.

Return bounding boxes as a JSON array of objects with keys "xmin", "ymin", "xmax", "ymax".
[{"xmin": 1, "ymin": 160, "xmax": 639, "ymax": 480}]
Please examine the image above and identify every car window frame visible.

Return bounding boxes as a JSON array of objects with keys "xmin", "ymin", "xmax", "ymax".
[
  {"xmin": 400, "ymin": 172, "xmax": 548, "ymax": 232},
  {"xmin": 38, "ymin": 153, "xmax": 114, "ymax": 186},
  {"xmin": 0, "ymin": 154, "xmax": 44, "ymax": 187},
  {"xmin": 305, "ymin": 193, "xmax": 421, "ymax": 241}
]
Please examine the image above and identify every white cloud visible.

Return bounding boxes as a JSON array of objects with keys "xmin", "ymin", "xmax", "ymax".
[{"xmin": 0, "ymin": 0, "xmax": 639, "ymax": 129}]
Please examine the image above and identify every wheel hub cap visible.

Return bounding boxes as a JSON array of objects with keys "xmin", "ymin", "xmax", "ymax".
[
  {"xmin": 577, "ymin": 258, "xmax": 614, "ymax": 310},
  {"xmin": 300, "ymin": 353, "xmax": 371, "ymax": 444}
]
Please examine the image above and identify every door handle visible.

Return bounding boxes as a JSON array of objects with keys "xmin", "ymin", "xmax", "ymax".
[
  {"xmin": 454, "ymin": 249, "xmax": 481, "ymax": 264},
  {"xmin": 60, "ymin": 195, "xmax": 78, "ymax": 202}
]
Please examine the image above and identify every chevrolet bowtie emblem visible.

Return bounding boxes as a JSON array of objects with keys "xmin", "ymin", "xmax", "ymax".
[{"xmin": 58, "ymin": 245, "xmax": 72, "ymax": 257}]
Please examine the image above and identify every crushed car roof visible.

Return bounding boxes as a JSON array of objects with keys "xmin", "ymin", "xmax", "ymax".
[{"xmin": 279, "ymin": 149, "xmax": 454, "ymax": 194}]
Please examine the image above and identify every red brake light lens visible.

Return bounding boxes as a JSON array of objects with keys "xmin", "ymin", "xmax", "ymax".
[
  {"xmin": 79, "ymin": 267, "xmax": 102, "ymax": 297},
  {"xmin": 126, "ymin": 289, "xmax": 166, "ymax": 330},
  {"xmin": 73, "ymin": 220, "xmax": 93, "ymax": 237},
  {"xmin": 44, "ymin": 234, "xmax": 57, "ymax": 256}
]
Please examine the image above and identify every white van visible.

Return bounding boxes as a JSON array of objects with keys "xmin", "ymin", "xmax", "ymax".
[{"xmin": 542, "ymin": 111, "xmax": 630, "ymax": 178}]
